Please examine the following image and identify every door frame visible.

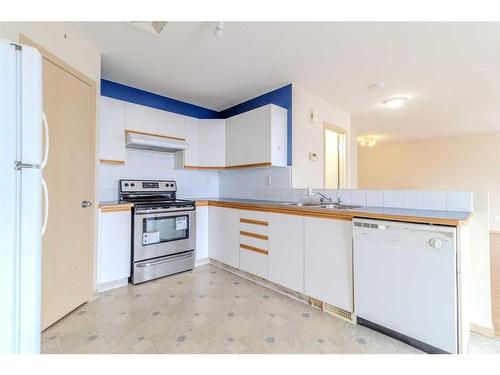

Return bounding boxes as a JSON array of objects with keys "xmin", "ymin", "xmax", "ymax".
[
  {"xmin": 323, "ymin": 122, "xmax": 347, "ymax": 190},
  {"xmin": 18, "ymin": 33, "xmax": 97, "ymax": 302}
]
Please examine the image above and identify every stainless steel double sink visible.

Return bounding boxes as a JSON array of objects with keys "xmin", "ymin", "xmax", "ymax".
[{"xmin": 280, "ymin": 202, "xmax": 363, "ymax": 210}]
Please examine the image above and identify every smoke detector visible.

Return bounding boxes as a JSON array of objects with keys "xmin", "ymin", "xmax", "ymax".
[{"xmin": 127, "ymin": 21, "xmax": 168, "ymax": 36}]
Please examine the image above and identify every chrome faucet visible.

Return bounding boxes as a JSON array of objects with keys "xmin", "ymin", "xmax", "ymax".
[
  {"xmin": 316, "ymin": 192, "xmax": 333, "ymax": 203},
  {"xmin": 305, "ymin": 188, "xmax": 333, "ymax": 204}
]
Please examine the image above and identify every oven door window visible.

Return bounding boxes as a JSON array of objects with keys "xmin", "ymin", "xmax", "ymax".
[{"xmin": 142, "ymin": 215, "xmax": 189, "ymax": 245}]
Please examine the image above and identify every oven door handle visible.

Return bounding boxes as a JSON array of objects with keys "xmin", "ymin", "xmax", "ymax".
[
  {"xmin": 135, "ymin": 207, "xmax": 195, "ymax": 215},
  {"xmin": 136, "ymin": 252, "xmax": 193, "ymax": 267}
]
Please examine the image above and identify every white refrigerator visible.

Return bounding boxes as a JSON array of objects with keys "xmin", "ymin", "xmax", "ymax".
[{"xmin": 0, "ymin": 39, "xmax": 49, "ymax": 353}]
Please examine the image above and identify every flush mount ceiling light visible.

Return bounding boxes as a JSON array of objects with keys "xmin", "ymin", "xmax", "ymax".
[
  {"xmin": 215, "ymin": 22, "xmax": 224, "ymax": 38},
  {"xmin": 383, "ymin": 97, "xmax": 407, "ymax": 109},
  {"xmin": 127, "ymin": 21, "xmax": 168, "ymax": 36},
  {"xmin": 358, "ymin": 137, "xmax": 377, "ymax": 147}
]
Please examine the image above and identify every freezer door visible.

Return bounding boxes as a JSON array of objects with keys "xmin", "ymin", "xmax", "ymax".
[{"xmin": 20, "ymin": 44, "xmax": 43, "ymax": 165}]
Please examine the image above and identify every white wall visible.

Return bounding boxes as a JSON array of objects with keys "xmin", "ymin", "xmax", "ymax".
[
  {"xmin": 291, "ymin": 84, "xmax": 354, "ymax": 189},
  {"xmin": 99, "ymin": 149, "xmax": 219, "ymax": 201},
  {"xmin": 0, "ymin": 22, "xmax": 100, "ymax": 84}
]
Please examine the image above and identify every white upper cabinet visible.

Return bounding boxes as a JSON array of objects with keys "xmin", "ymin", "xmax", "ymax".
[
  {"xmin": 182, "ymin": 117, "xmax": 199, "ymax": 167},
  {"xmin": 198, "ymin": 119, "xmax": 226, "ymax": 167},
  {"xmin": 304, "ymin": 217, "xmax": 353, "ymax": 312},
  {"xmin": 157, "ymin": 111, "xmax": 185, "ymax": 139},
  {"xmin": 125, "ymin": 102, "xmax": 158, "ymax": 134},
  {"xmin": 225, "ymin": 115, "xmax": 246, "ymax": 166},
  {"xmin": 268, "ymin": 213, "xmax": 304, "ymax": 293},
  {"xmin": 100, "ymin": 97, "xmax": 126, "ymax": 162},
  {"xmin": 176, "ymin": 118, "xmax": 226, "ymax": 169},
  {"xmin": 225, "ymin": 104, "xmax": 287, "ymax": 167}
]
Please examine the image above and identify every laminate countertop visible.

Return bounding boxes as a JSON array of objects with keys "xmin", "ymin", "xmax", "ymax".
[
  {"xmin": 189, "ymin": 197, "xmax": 471, "ymax": 226},
  {"xmin": 98, "ymin": 201, "xmax": 134, "ymax": 211}
]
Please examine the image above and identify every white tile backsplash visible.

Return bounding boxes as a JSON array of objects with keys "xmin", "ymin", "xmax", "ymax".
[
  {"xmin": 366, "ymin": 190, "xmax": 384, "ymax": 207},
  {"xmin": 383, "ymin": 190, "xmax": 403, "ymax": 208},
  {"xmin": 101, "ymin": 157, "xmax": 474, "ymax": 213},
  {"xmin": 98, "ymin": 149, "xmax": 219, "ymax": 201},
  {"xmin": 402, "ymin": 191, "xmax": 424, "ymax": 209},
  {"xmin": 446, "ymin": 191, "xmax": 473, "ymax": 212},
  {"xmin": 350, "ymin": 190, "xmax": 366, "ymax": 206},
  {"xmin": 423, "ymin": 191, "xmax": 447, "ymax": 210}
]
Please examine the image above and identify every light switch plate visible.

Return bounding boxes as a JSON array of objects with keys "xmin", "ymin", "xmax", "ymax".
[{"xmin": 309, "ymin": 152, "xmax": 317, "ymax": 161}]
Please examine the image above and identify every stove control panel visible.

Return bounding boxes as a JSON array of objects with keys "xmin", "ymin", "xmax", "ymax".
[{"xmin": 120, "ymin": 179, "xmax": 177, "ymax": 193}]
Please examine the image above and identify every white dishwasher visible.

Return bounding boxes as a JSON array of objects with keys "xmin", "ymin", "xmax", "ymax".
[{"xmin": 353, "ymin": 218, "xmax": 460, "ymax": 354}]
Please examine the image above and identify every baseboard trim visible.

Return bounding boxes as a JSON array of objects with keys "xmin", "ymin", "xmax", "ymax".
[
  {"xmin": 208, "ymin": 258, "xmax": 355, "ymax": 323},
  {"xmin": 96, "ymin": 278, "xmax": 128, "ymax": 293},
  {"xmin": 470, "ymin": 323, "xmax": 495, "ymax": 337},
  {"xmin": 195, "ymin": 257, "xmax": 210, "ymax": 267}
]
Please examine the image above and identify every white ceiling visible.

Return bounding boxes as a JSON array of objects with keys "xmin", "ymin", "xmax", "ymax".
[{"xmin": 71, "ymin": 22, "xmax": 500, "ymax": 142}]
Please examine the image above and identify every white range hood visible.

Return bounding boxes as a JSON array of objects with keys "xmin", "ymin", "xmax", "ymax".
[{"xmin": 126, "ymin": 131, "xmax": 189, "ymax": 153}]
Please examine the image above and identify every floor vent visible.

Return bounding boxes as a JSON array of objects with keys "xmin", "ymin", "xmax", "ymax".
[
  {"xmin": 309, "ymin": 297, "xmax": 323, "ymax": 309},
  {"xmin": 324, "ymin": 303, "xmax": 353, "ymax": 321}
]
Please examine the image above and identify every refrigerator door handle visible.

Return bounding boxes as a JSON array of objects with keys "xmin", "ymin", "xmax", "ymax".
[
  {"xmin": 41, "ymin": 111, "xmax": 49, "ymax": 170},
  {"xmin": 41, "ymin": 177, "xmax": 49, "ymax": 236}
]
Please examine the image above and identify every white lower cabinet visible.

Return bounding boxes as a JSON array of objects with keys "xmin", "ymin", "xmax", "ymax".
[
  {"xmin": 208, "ymin": 207, "xmax": 239, "ymax": 268},
  {"xmin": 195, "ymin": 206, "xmax": 209, "ymax": 261},
  {"xmin": 239, "ymin": 210, "xmax": 269, "ymax": 278},
  {"xmin": 304, "ymin": 217, "xmax": 353, "ymax": 312},
  {"xmin": 239, "ymin": 247, "xmax": 268, "ymax": 279},
  {"xmin": 268, "ymin": 213, "xmax": 304, "ymax": 293},
  {"xmin": 97, "ymin": 209, "xmax": 131, "ymax": 291},
  {"xmin": 205, "ymin": 207, "xmax": 353, "ymax": 312}
]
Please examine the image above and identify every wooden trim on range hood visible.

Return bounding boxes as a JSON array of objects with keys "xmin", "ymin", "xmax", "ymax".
[{"xmin": 125, "ymin": 129, "xmax": 186, "ymax": 141}]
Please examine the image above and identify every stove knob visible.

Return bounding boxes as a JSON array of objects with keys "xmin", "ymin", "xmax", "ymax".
[
  {"xmin": 170, "ymin": 183, "xmax": 174, "ymax": 187},
  {"xmin": 131, "ymin": 183, "xmax": 135, "ymax": 187},
  {"xmin": 124, "ymin": 183, "xmax": 129, "ymax": 187}
]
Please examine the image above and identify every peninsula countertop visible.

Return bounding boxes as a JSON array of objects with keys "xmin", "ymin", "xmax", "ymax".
[{"xmin": 189, "ymin": 197, "xmax": 471, "ymax": 226}]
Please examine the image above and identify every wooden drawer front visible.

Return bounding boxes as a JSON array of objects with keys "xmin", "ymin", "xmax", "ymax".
[
  {"xmin": 240, "ymin": 247, "xmax": 268, "ymax": 279},
  {"xmin": 239, "ymin": 221, "xmax": 268, "ymax": 235},
  {"xmin": 239, "ymin": 209, "xmax": 268, "ymax": 222},
  {"xmin": 239, "ymin": 235, "xmax": 268, "ymax": 251}
]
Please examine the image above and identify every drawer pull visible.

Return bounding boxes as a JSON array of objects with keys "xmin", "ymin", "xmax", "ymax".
[
  {"xmin": 240, "ymin": 244, "xmax": 268, "ymax": 255},
  {"xmin": 240, "ymin": 218, "xmax": 268, "ymax": 226},
  {"xmin": 239, "ymin": 231, "xmax": 268, "ymax": 240}
]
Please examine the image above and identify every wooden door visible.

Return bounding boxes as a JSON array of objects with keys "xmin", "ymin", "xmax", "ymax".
[{"xmin": 20, "ymin": 35, "xmax": 96, "ymax": 330}]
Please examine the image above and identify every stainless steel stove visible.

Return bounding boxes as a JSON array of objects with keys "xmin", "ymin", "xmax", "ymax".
[{"xmin": 119, "ymin": 179, "xmax": 196, "ymax": 284}]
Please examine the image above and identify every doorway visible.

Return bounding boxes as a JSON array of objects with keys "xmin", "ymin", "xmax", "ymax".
[{"xmin": 324, "ymin": 123, "xmax": 347, "ymax": 189}]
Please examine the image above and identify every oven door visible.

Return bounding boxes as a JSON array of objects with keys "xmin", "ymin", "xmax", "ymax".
[{"xmin": 133, "ymin": 207, "xmax": 196, "ymax": 262}]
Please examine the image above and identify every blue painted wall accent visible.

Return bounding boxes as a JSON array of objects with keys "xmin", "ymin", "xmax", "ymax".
[
  {"xmin": 101, "ymin": 79, "xmax": 220, "ymax": 119},
  {"xmin": 219, "ymin": 84, "xmax": 293, "ymax": 165},
  {"xmin": 101, "ymin": 80, "xmax": 293, "ymax": 165}
]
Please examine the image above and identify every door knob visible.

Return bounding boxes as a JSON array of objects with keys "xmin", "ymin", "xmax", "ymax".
[{"xmin": 81, "ymin": 200, "xmax": 93, "ymax": 208}]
